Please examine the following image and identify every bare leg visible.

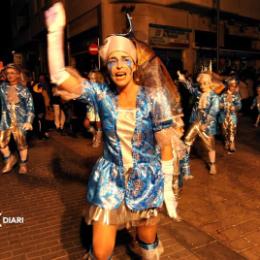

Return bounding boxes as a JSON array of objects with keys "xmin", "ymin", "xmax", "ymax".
[
  {"xmin": 208, "ymin": 150, "xmax": 217, "ymax": 174},
  {"xmin": 208, "ymin": 150, "xmax": 216, "ymax": 164},
  {"xmin": 0, "ymin": 146, "xmax": 11, "ymax": 158},
  {"xmin": 53, "ymin": 104, "xmax": 61, "ymax": 129},
  {"xmin": 92, "ymin": 222, "xmax": 117, "ymax": 260},
  {"xmin": 19, "ymin": 149, "xmax": 28, "ymax": 162},
  {"xmin": 136, "ymin": 224, "xmax": 157, "ymax": 244},
  {"xmin": 60, "ymin": 109, "xmax": 66, "ymax": 129}
]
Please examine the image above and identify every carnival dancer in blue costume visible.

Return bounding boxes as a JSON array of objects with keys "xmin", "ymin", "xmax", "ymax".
[
  {"xmin": 45, "ymin": 2, "xmax": 178, "ymax": 259},
  {"xmin": 177, "ymin": 71, "xmax": 220, "ymax": 175},
  {"xmin": 219, "ymin": 78, "xmax": 241, "ymax": 153},
  {"xmin": 0, "ymin": 64, "xmax": 34, "ymax": 174}
]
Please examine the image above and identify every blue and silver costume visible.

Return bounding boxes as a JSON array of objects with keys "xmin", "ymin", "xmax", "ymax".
[
  {"xmin": 219, "ymin": 91, "xmax": 241, "ymax": 151},
  {"xmin": 78, "ymin": 81, "xmax": 173, "ymax": 214},
  {"xmin": 0, "ymin": 82, "xmax": 34, "ymax": 131},
  {"xmin": 180, "ymin": 80, "xmax": 219, "ymax": 151},
  {"xmin": 182, "ymin": 81, "xmax": 219, "ymax": 136},
  {"xmin": 218, "ymin": 92, "xmax": 241, "ymax": 126},
  {"xmin": 0, "ymin": 81, "xmax": 34, "ymax": 150}
]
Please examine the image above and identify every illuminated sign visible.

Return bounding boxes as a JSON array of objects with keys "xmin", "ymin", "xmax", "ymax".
[{"xmin": 149, "ymin": 24, "xmax": 191, "ymax": 48}]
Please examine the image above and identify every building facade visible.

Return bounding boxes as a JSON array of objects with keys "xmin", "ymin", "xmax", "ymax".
[{"xmin": 10, "ymin": 0, "xmax": 260, "ymax": 78}]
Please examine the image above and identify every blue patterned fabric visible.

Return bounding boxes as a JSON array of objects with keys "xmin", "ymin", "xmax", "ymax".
[
  {"xmin": 0, "ymin": 82, "xmax": 34, "ymax": 131},
  {"xmin": 182, "ymin": 81, "xmax": 219, "ymax": 135},
  {"xmin": 78, "ymin": 81, "xmax": 173, "ymax": 211},
  {"xmin": 218, "ymin": 92, "xmax": 241, "ymax": 125}
]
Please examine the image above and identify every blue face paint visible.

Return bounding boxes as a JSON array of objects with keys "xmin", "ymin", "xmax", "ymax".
[
  {"xmin": 107, "ymin": 60, "xmax": 115, "ymax": 71},
  {"xmin": 107, "ymin": 57, "xmax": 133, "ymax": 70},
  {"xmin": 124, "ymin": 57, "xmax": 133, "ymax": 68}
]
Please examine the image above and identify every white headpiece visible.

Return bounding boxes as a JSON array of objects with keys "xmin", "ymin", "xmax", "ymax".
[{"xmin": 99, "ymin": 35, "xmax": 137, "ymax": 63}]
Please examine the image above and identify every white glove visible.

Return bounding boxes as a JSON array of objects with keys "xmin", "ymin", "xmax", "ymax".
[
  {"xmin": 22, "ymin": 123, "xmax": 33, "ymax": 131},
  {"xmin": 45, "ymin": 2, "xmax": 66, "ymax": 33},
  {"xmin": 162, "ymin": 160, "xmax": 180, "ymax": 220},
  {"xmin": 45, "ymin": 2, "xmax": 70, "ymax": 85}
]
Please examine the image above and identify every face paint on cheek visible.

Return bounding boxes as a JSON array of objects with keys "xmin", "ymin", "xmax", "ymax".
[
  {"xmin": 107, "ymin": 62, "xmax": 115, "ymax": 71},
  {"xmin": 125, "ymin": 59, "xmax": 133, "ymax": 69}
]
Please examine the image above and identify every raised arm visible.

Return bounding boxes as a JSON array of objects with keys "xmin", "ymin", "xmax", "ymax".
[
  {"xmin": 45, "ymin": 2, "xmax": 83, "ymax": 97},
  {"xmin": 177, "ymin": 71, "xmax": 200, "ymax": 97}
]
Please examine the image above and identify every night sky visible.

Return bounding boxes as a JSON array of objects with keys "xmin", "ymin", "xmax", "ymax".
[{"xmin": 0, "ymin": 1, "xmax": 12, "ymax": 64}]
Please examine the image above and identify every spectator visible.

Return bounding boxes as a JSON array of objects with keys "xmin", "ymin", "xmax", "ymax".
[
  {"xmin": 32, "ymin": 75, "xmax": 50, "ymax": 139},
  {"xmin": 52, "ymin": 85, "xmax": 66, "ymax": 133},
  {"xmin": 83, "ymin": 70, "xmax": 104, "ymax": 147}
]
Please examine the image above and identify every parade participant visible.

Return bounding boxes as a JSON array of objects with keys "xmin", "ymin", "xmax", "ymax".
[
  {"xmin": 83, "ymin": 70, "xmax": 104, "ymax": 148},
  {"xmin": 0, "ymin": 64, "xmax": 34, "ymax": 174},
  {"xmin": 52, "ymin": 85, "xmax": 66, "ymax": 134},
  {"xmin": 250, "ymin": 85, "xmax": 260, "ymax": 127},
  {"xmin": 177, "ymin": 71, "xmax": 220, "ymax": 175},
  {"xmin": 45, "ymin": 2, "xmax": 177, "ymax": 259},
  {"xmin": 32, "ymin": 78, "xmax": 50, "ymax": 139},
  {"xmin": 219, "ymin": 78, "xmax": 241, "ymax": 152}
]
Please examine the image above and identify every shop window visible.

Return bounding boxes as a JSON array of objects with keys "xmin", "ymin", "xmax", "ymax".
[
  {"xmin": 225, "ymin": 35, "xmax": 252, "ymax": 51},
  {"xmin": 195, "ymin": 30, "xmax": 216, "ymax": 48}
]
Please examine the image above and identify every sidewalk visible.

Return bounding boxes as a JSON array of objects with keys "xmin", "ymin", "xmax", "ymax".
[{"xmin": 0, "ymin": 118, "xmax": 259, "ymax": 259}]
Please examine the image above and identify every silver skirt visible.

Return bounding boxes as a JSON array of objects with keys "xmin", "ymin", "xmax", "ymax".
[{"xmin": 83, "ymin": 202, "xmax": 161, "ymax": 229}]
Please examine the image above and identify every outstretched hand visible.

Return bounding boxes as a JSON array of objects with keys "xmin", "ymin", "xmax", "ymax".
[
  {"xmin": 177, "ymin": 70, "xmax": 186, "ymax": 82},
  {"xmin": 45, "ymin": 1, "xmax": 66, "ymax": 32}
]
